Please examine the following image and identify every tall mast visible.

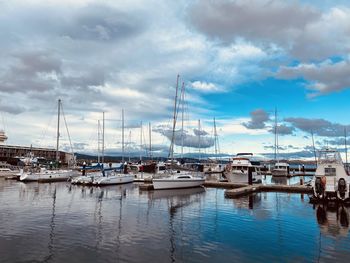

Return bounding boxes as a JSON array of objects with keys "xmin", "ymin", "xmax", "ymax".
[
  {"xmin": 122, "ymin": 109, "xmax": 124, "ymax": 163},
  {"xmin": 140, "ymin": 121, "xmax": 143, "ymax": 162},
  {"xmin": 102, "ymin": 111, "xmax": 105, "ymax": 164},
  {"xmin": 169, "ymin": 74, "xmax": 180, "ymax": 161},
  {"xmin": 274, "ymin": 108, "xmax": 278, "ymax": 162},
  {"xmin": 56, "ymin": 99, "xmax": 61, "ymax": 163},
  {"xmin": 149, "ymin": 122, "xmax": 152, "ymax": 159},
  {"xmin": 181, "ymin": 82, "xmax": 185, "ymax": 159},
  {"xmin": 128, "ymin": 130, "xmax": 131, "ymax": 162},
  {"xmin": 214, "ymin": 117, "xmax": 218, "ymax": 161},
  {"xmin": 311, "ymin": 130, "xmax": 317, "ymax": 165},
  {"xmin": 345, "ymin": 128, "xmax": 348, "ymax": 169},
  {"xmin": 97, "ymin": 120, "xmax": 101, "ymax": 163},
  {"xmin": 198, "ymin": 119, "xmax": 201, "ymax": 161}
]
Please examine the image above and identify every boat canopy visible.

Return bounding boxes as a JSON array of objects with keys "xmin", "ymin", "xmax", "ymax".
[{"xmin": 318, "ymin": 148, "xmax": 343, "ymax": 165}]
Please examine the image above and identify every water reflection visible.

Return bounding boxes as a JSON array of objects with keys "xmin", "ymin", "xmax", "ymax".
[
  {"xmin": 2, "ymin": 180, "xmax": 350, "ymax": 262},
  {"xmin": 314, "ymin": 203, "xmax": 350, "ymax": 237},
  {"xmin": 148, "ymin": 188, "xmax": 205, "ymax": 263}
]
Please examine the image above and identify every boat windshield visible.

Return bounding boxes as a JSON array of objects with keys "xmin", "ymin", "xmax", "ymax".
[{"xmin": 318, "ymin": 150, "xmax": 343, "ymax": 165}]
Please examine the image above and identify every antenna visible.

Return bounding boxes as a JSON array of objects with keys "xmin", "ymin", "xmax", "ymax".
[
  {"xmin": 149, "ymin": 122, "xmax": 152, "ymax": 159},
  {"xmin": 274, "ymin": 107, "xmax": 277, "ymax": 162},
  {"xmin": 140, "ymin": 121, "xmax": 143, "ymax": 162},
  {"xmin": 102, "ymin": 111, "xmax": 105, "ymax": 164},
  {"xmin": 122, "ymin": 109, "xmax": 124, "ymax": 163}
]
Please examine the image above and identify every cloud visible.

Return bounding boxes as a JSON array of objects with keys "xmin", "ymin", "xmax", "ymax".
[
  {"xmin": 243, "ymin": 109, "xmax": 270, "ymax": 129},
  {"xmin": 284, "ymin": 117, "xmax": 350, "ymax": 137},
  {"xmin": 189, "ymin": 1, "xmax": 350, "ymax": 61},
  {"xmin": 190, "ymin": 81, "xmax": 224, "ymax": 93},
  {"xmin": 268, "ymin": 124, "xmax": 295, "ymax": 136},
  {"xmin": 276, "ymin": 59, "xmax": 350, "ymax": 97},
  {"xmin": 153, "ymin": 126, "xmax": 214, "ymax": 149},
  {"xmin": 189, "ymin": 0, "xmax": 319, "ymax": 44}
]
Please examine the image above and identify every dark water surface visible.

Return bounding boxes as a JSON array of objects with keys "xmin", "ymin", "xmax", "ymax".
[{"xmin": 1, "ymin": 179, "xmax": 350, "ymax": 263}]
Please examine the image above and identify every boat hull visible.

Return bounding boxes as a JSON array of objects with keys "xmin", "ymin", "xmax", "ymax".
[
  {"xmin": 153, "ymin": 178, "xmax": 205, "ymax": 190},
  {"xmin": 93, "ymin": 175, "xmax": 134, "ymax": 185},
  {"xmin": 20, "ymin": 170, "xmax": 76, "ymax": 182}
]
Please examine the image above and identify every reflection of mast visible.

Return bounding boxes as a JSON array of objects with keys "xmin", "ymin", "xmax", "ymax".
[{"xmin": 44, "ymin": 187, "xmax": 56, "ymax": 262}]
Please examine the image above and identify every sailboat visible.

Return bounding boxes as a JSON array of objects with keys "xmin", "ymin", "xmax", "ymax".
[
  {"xmin": 92, "ymin": 109, "xmax": 134, "ymax": 185},
  {"xmin": 20, "ymin": 99, "xmax": 77, "ymax": 182},
  {"xmin": 271, "ymin": 108, "xmax": 290, "ymax": 177},
  {"xmin": 153, "ymin": 75, "xmax": 205, "ymax": 190},
  {"xmin": 72, "ymin": 113, "xmax": 106, "ymax": 185}
]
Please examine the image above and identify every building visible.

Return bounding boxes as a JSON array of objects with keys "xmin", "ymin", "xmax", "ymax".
[{"xmin": 0, "ymin": 144, "xmax": 74, "ymax": 165}]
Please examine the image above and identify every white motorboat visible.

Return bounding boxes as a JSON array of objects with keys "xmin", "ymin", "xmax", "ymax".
[
  {"xmin": 312, "ymin": 148, "xmax": 350, "ymax": 201},
  {"xmin": 20, "ymin": 167, "xmax": 77, "ymax": 182},
  {"xmin": 271, "ymin": 162, "xmax": 290, "ymax": 177},
  {"xmin": 153, "ymin": 171, "xmax": 205, "ymax": 190},
  {"xmin": 225, "ymin": 155, "xmax": 262, "ymax": 184}
]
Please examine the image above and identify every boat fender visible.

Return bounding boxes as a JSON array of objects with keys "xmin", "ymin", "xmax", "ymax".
[
  {"xmin": 338, "ymin": 178, "xmax": 347, "ymax": 193},
  {"xmin": 315, "ymin": 177, "xmax": 324, "ymax": 195},
  {"xmin": 321, "ymin": 176, "xmax": 326, "ymax": 186}
]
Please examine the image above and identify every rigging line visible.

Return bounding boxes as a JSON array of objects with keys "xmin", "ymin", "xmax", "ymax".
[{"xmin": 60, "ymin": 103, "xmax": 75, "ymax": 160}]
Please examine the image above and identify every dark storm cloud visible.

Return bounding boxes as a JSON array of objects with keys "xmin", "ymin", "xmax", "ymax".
[
  {"xmin": 284, "ymin": 117, "xmax": 350, "ymax": 137},
  {"xmin": 243, "ymin": 109, "xmax": 270, "ymax": 129}
]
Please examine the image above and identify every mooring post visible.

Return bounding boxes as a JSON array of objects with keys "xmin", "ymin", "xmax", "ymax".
[
  {"xmin": 82, "ymin": 162, "xmax": 86, "ymax": 176},
  {"xmin": 248, "ymin": 166, "xmax": 253, "ymax": 185}
]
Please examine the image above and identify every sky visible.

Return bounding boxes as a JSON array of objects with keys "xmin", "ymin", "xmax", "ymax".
[{"xmin": 1, "ymin": 0, "xmax": 350, "ymax": 160}]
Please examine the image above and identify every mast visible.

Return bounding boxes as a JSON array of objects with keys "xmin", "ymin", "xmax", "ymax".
[
  {"xmin": 274, "ymin": 108, "xmax": 278, "ymax": 162},
  {"xmin": 214, "ymin": 117, "xmax": 218, "ymax": 161},
  {"xmin": 149, "ymin": 122, "xmax": 152, "ymax": 159},
  {"xmin": 311, "ymin": 130, "xmax": 317, "ymax": 165},
  {"xmin": 128, "ymin": 130, "xmax": 132, "ymax": 162},
  {"xmin": 102, "ymin": 111, "xmax": 105, "ymax": 164},
  {"xmin": 198, "ymin": 119, "xmax": 201, "ymax": 161},
  {"xmin": 169, "ymin": 74, "xmax": 180, "ymax": 161},
  {"xmin": 122, "ymin": 109, "xmax": 125, "ymax": 163},
  {"xmin": 140, "ymin": 121, "xmax": 143, "ymax": 162},
  {"xmin": 181, "ymin": 82, "xmax": 185, "ymax": 159},
  {"xmin": 345, "ymin": 128, "xmax": 348, "ymax": 170},
  {"xmin": 56, "ymin": 99, "xmax": 61, "ymax": 163},
  {"xmin": 97, "ymin": 120, "xmax": 101, "ymax": 163}
]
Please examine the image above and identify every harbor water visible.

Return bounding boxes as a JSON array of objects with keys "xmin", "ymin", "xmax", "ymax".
[{"xmin": 1, "ymin": 179, "xmax": 350, "ymax": 262}]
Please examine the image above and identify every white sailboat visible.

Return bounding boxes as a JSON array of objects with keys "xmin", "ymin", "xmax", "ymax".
[
  {"xmin": 153, "ymin": 75, "xmax": 205, "ymax": 190},
  {"xmin": 92, "ymin": 109, "xmax": 134, "ymax": 186},
  {"xmin": 72, "ymin": 113, "xmax": 106, "ymax": 185},
  {"xmin": 20, "ymin": 99, "xmax": 77, "ymax": 182},
  {"xmin": 271, "ymin": 108, "xmax": 290, "ymax": 177}
]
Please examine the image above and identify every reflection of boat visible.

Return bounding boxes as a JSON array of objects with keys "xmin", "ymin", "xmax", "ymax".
[
  {"xmin": 312, "ymin": 148, "xmax": 350, "ymax": 201},
  {"xmin": 271, "ymin": 176, "xmax": 288, "ymax": 185},
  {"xmin": 314, "ymin": 203, "xmax": 349, "ymax": 237},
  {"xmin": 271, "ymin": 162, "xmax": 290, "ymax": 177},
  {"xmin": 149, "ymin": 186, "xmax": 205, "ymax": 199}
]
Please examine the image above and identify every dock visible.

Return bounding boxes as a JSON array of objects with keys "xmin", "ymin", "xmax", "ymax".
[
  {"xmin": 138, "ymin": 180, "xmax": 313, "ymax": 198},
  {"xmin": 224, "ymin": 184, "xmax": 312, "ymax": 198}
]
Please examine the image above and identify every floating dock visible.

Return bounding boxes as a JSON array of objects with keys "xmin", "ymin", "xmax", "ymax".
[
  {"xmin": 138, "ymin": 180, "xmax": 313, "ymax": 198},
  {"xmin": 224, "ymin": 184, "xmax": 312, "ymax": 198}
]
